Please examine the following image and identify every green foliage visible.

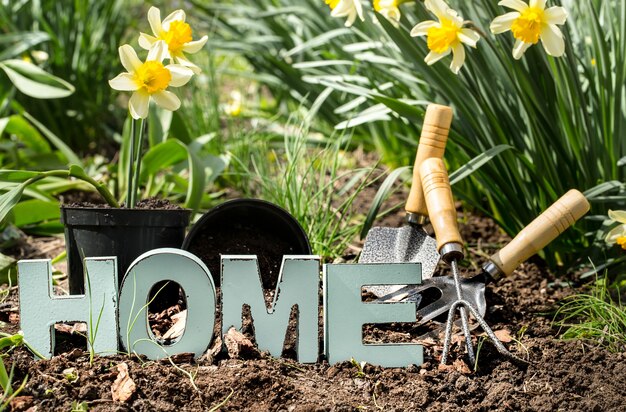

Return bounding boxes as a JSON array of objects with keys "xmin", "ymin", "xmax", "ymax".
[
  {"xmin": 555, "ymin": 276, "xmax": 626, "ymax": 352},
  {"xmin": 199, "ymin": 0, "xmax": 626, "ymax": 269},
  {"xmin": 231, "ymin": 123, "xmax": 375, "ymax": 260},
  {"xmin": 0, "ymin": 0, "xmax": 140, "ymax": 149}
]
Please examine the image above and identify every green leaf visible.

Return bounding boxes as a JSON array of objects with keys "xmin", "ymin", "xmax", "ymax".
[
  {"xmin": 0, "ymin": 253, "xmax": 16, "ymax": 285},
  {"xmin": 185, "ymin": 149, "xmax": 205, "ymax": 213},
  {"xmin": 584, "ymin": 181, "xmax": 624, "ymax": 199},
  {"xmin": 0, "ymin": 184, "xmax": 26, "ymax": 224},
  {"xmin": 68, "ymin": 165, "xmax": 90, "ymax": 181},
  {"xmin": 0, "ymin": 59, "xmax": 74, "ymax": 99},
  {"xmin": 12, "ymin": 199, "xmax": 59, "ymax": 227},
  {"xmin": 360, "ymin": 166, "xmax": 410, "ymax": 240},
  {"xmin": 284, "ymin": 28, "xmax": 352, "ymax": 57},
  {"xmin": 148, "ymin": 104, "xmax": 173, "ymax": 148},
  {"xmin": 139, "ymin": 139, "xmax": 205, "ymax": 212},
  {"xmin": 0, "ymin": 117, "xmax": 9, "ymax": 136},
  {"xmin": 0, "ymin": 31, "xmax": 50, "ymax": 60},
  {"xmin": 4, "ymin": 115, "xmax": 50, "ymax": 153},
  {"xmin": 140, "ymin": 140, "xmax": 188, "ymax": 180},
  {"xmin": 169, "ymin": 111, "xmax": 192, "ymax": 144},
  {"xmin": 21, "ymin": 220, "xmax": 64, "ymax": 236},
  {"xmin": 22, "ymin": 112, "xmax": 82, "ymax": 166},
  {"xmin": 449, "ymin": 145, "xmax": 514, "ymax": 185},
  {"xmin": 371, "ymin": 96, "xmax": 425, "ymax": 122},
  {"xmin": 0, "ymin": 170, "xmax": 42, "ymax": 182}
]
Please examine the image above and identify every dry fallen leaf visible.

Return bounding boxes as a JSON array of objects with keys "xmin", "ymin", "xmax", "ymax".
[
  {"xmin": 162, "ymin": 309, "xmax": 187, "ymax": 340},
  {"xmin": 224, "ymin": 327, "xmax": 257, "ymax": 359},
  {"xmin": 54, "ymin": 323, "xmax": 87, "ymax": 334},
  {"xmin": 111, "ymin": 362, "xmax": 136, "ymax": 402},
  {"xmin": 437, "ymin": 359, "xmax": 471, "ymax": 375},
  {"xmin": 493, "ymin": 329, "xmax": 513, "ymax": 343},
  {"xmin": 9, "ymin": 395, "xmax": 33, "ymax": 411}
]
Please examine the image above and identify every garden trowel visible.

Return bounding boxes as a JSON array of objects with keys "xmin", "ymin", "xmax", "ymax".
[
  {"xmin": 379, "ymin": 189, "xmax": 590, "ymax": 325},
  {"xmin": 359, "ymin": 104, "xmax": 453, "ymax": 297}
]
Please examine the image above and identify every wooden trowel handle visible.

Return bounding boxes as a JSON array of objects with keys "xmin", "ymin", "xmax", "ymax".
[
  {"xmin": 489, "ymin": 190, "xmax": 590, "ymax": 278},
  {"xmin": 420, "ymin": 158, "xmax": 462, "ymax": 254},
  {"xmin": 406, "ymin": 104, "xmax": 453, "ymax": 218}
]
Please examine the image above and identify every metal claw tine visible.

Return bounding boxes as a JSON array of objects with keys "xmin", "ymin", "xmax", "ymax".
[{"xmin": 440, "ymin": 299, "xmax": 530, "ymax": 366}]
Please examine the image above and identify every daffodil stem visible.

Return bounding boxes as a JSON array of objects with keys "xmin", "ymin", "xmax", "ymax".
[
  {"xmin": 130, "ymin": 118, "xmax": 145, "ymax": 208},
  {"xmin": 126, "ymin": 118, "xmax": 136, "ymax": 208}
]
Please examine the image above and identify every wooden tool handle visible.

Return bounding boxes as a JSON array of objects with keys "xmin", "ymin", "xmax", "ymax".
[
  {"xmin": 405, "ymin": 104, "xmax": 453, "ymax": 217},
  {"xmin": 490, "ymin": 190, "xmax": 590, "ymax": 278},
  {"xmin": 420, "ymin": 158, "xmax": 462, "ymax": 253}
]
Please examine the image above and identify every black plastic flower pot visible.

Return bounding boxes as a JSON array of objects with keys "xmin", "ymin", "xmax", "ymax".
[
  {"xmin": 182, "ymin": 199, "xmax": 311, "ymax": 289},
  {"xmin": 61, "ymin": 206, "xmax": 191, "ymax": 295}
]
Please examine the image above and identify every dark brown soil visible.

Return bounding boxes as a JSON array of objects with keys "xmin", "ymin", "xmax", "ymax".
[
  {"xmin": 2, "ymin": 181, "xmax": 626, "ymax": 410},
  {"xmin": 185, "ymin": 206, "xmax": 309, "ymax": 289},
  {"xmin": 65, "ymin": 197, "xmax": 183, "ymax": 210}
]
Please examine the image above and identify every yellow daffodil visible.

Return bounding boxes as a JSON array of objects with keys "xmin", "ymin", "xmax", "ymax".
[
  {"xmin": 490, "ymin": 0, "xmax": 568, "ymax": 60},
  {"xmin": 410, "ymin": 0, "xmax": 480, "ymax": 74},
  {"xmin": 374, "ymin": 0, "xmax": 401, "ymax": 26},
  {"xmin": 326, "ymin": 0, "xmax": 365, "ymax": 28},
  {"xmin": 139, "ymin": 7, "xmax": 208, "ymax": 74},
  {"xmin": 109, "ymin": 41, "xmax": 194, "ymax": 119},
  {"xmin": 605, "ymin": 210, "xmax": 626, "ymax": 250}
]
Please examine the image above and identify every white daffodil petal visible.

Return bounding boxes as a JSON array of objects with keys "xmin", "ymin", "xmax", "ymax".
[
  {"xmin": 490, "ymin": 12, "xmax": 520, "ymax": 34},
  {"xmin": 183, "ymin": 36, "xmax": 208, "ymax": 54},
  {"xmin": 147, "ymin": 7, "xmax": 163, "ymax": 36},
  {"xmin": 529, "ymin": 0, "xmax": 546, "ymax": 10},
  {"xmin": 424, "ymin": 0, "xmax": 448, "ymax": 20},
  {"xmin": 605, "ymin": 225, "xmax": 626, "ymax": 244},
  {"xmin": 354, "ymin": 0, "xmax": 365, "ymax": 22},
  {"xmin": 544, "ymin": 6, "xmax": 568, "ymax": 25},
  {"xmin": 109, "ymin": 73, "xmax": 138, "ymax": 91},
  {"xmin": 443, "ymin": 8, "xmax": 463, "ymax": 26},
  {"xmin": 138, "ymin": 33, "xmax": 158, "ymax": 51},
  {"xmin": 147, "ymin": 40, "xmax": 168, "ymax": 62},
  {"xmin": 609, "ymin": 210, "xmax": 626, "ymax": 224},
  {"xmin": 424, "ymin": 49, "xmax": 451, "ymax": 65},
  {"xmin": 129, "ymin": 91, "xmax": 150, "ymax": 119},
  {"xmin": 498, "ymin": 0, "xmax": 528, "ymax": 12},
  {"xmin": 541, "ymin": 24, "xmax": 565, "ymax": 57},
  {"xmin": 450, "ymin": 43, "xmax": 466, "ymax": 74},
  {"xmin": 512, "ymin": 39, "xmax": 532, "ymax": 59},
  {"xmin": 167, "ymin": 64, "xmax": 194, "ymax": 87},
  {"xmin": 119, "ymin": 45, "xmax": 142, "ymax": 73},
  {"xmin": 162, "ymin": 10, "xmax": 186, "ymax": 30},
  {"xmin": 174, "ymin": 55, "xmax": 202, "ymax": 74},
  {"xmin": 459, "ymin": 28, "xmax": 480, "ymax": 48},
  {"xmin": 153, "ymin": 90, "xmax": 181, "ymax": 111},
  {"xmin": 410, "ymin": 20, "xmax": 438, "ymax": 37}
]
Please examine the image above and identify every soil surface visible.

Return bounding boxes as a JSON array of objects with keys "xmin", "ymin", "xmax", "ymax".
[
  {"xmin": 2, "ymin": 190, "xmax": 626, "ymax": 410},
  {"xmin": 184, "ymin": 202, "xmax": 310, "ymax": 289},
  {"xmin": 65, "ymin": 197, "xmax": 184, "ymax": 210}
]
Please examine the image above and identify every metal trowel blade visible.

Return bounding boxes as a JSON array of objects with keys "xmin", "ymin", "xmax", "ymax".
[{"xmin": 359, "ymin": 225, "xmax": 440, "ymax": 297}]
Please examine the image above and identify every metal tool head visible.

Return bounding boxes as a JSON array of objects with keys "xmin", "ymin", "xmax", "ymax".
[
  {"xmin": 359, "ymin": 225, "xmax": 440, "ymax": 297},
  {"xmin": 376, "ymin": 275, "xmax": 487, "ymax": 325}
]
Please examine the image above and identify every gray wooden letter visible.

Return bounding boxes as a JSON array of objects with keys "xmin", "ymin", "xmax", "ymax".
[
  {"xmin": 18, "ymin": 258, "xmax": 119, "ymax": 359},
  {"xmin": 323, "ymin": 263, "xmax": 423, "ymax": 367},
  {"xmin": 118, "ymin": 248, "xmax": 216, "ymax": 360},
  {"xmin": 221, "ymin": 255, "xmax": 319, "ymax": 363}
]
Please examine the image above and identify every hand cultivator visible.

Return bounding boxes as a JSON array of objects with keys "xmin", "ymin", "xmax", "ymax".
[{"xmin": 382, "ymin": 156, "xmax": 590, "ymax": 365}]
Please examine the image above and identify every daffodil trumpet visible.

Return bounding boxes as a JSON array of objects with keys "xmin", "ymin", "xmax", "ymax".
[
  {"xmin": 490, "ymin": 0, "xmax": 568, "ymax": 59},
  {"xmin": 410, "ymin": 0, "xmax": 481, "ymax": 74}
]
